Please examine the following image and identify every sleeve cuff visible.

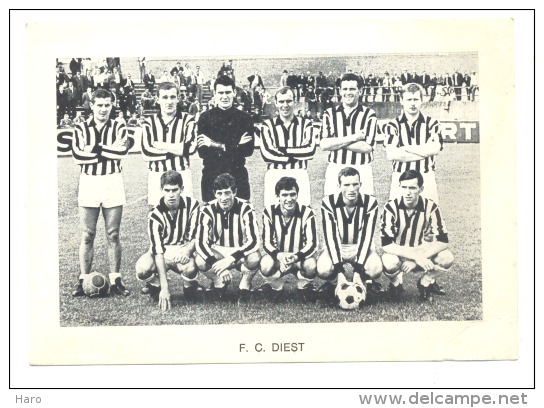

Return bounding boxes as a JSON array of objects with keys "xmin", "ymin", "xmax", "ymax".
[
  {"xmin": 91, "ymin": 145, "xmax": 103, "ymax": 155},
  {"xmin": 207, "ymin": 256, "xmax": 219, "ymax": 266},
  {"xmin": 381, "ymin": 236, "xmax": 394, "ymax": 247},
  {"xmin": 333, "ymin": 263, "xmax": 345, "ymax": 275},
  {"xmin": 352, "ymin": 262, "xmax": 364, "ymax": 273},
  {"xmin": 295, "ymin": 252, "xmax": 305, "ymax": 262},
  {"xmin": 231, "ymin": 250, "xmax": 244, "ymax": 262},
  {"xmin": 270, "ymin": 249, "xmax": 280, "ymax": 261},
  {"xmin": 436, "ymin": 234, "xmax": 449, "ymax": 244}
]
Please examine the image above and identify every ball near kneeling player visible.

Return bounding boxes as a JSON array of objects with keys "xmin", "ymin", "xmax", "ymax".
[
  {"xmin": 259, "ymin": 177, "xmax": 318, "ymax": 302},
  {"xmin": 135, "ymin": 170, "xmax": 202, "ymax": 310},
  {"xmin": 380, "ymin": 170, "xmax": 454, "ymax": 302},
  {"xmin": 195, "ymin": 173, "xmax": 261, "ymax": 302},
  {"xmin": 316, "ymin": 167, "xmax": 384, "ymax": 304}
]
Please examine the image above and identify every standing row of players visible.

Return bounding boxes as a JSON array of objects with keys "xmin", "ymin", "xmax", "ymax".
[{"xmin": 70, "ymin": 73, "xmax": 454, "ymax": 309}]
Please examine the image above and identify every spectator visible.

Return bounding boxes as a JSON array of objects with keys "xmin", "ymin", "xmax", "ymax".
[
  {"xmin": 194, "ymin": 66, "xmax": 206, "ymax": 103},
  {"xmin": 123, "ymin": 72, "xmax": 135, "ymax": 94},
  {"xmin": 127, "ymin": 112, "xmax": 140, "ymax": 127},
  {"xmin": 73, "ymin": 111, "xmax": 85, "ymax": 125},
  {"xmin": 280, "ymin": 70, "xmax": 288, "ymax": 87},
  {"xmin": 367, "ymin": 73, "xmax": 378, "ymax": 102},
  {"xmin": 452, "ymin": 69, "xmax": 464, "ymax": 101},
  {"xmin": 65, "ymin": 82, "xmax": 78, "ymax": 117},
  {"xmin": 315, "ymin": 71, "xmax": 327, "ymax": 98},
  {"xmin": 412, "ymin": 70, "xmax": 421, "ymax": 85},
  {"xmin": 112, "ymin": 67, "xmax": 122, "ymax": 91},
  {"xmin": 69, "ymin": 58, "xmax": 80, "ymax": 76},
  {"xmin": 72, "ymin": 71, "xmax": 85, "ymax": 104},
  {"xmin": 421, "ymin": 71, "xmax": 431, "ymax": 97},
  {"xmin": 144, "ymin": 70, "xmax": 156, "ymax": 92},
  {"xmin": 305, "ymin": 85, "xmax": 317, "ymax": 115},
  {"xmin": 83, "ymin": 69, "xmax": 94, "ymax": 91},
  {"xmin": 463, "ymin": 73, "xmax": 472, "ymax": 100},
  {"xmin": 287, "ymin": 71, "xmax": 299, "ymax": 100},
  {"xmin": 159, "ymin": 70, "xmax": 170, "ymax": 84},
  {"xmin": 429, "ymin": 73, "xmax": 438, "ymax": 102},
  {"xmin": 247, "ymin": 70, "xmax": 264, "ymax": 109},
  {"xmin": 261, "ymin": 87, "xmax": 275, "ymax": 120},
  {"xmin": 468, "ymin": 71, "xmax": 478, "ymax": 101},
  {"xmin": 189, "ymin": 100, "xmax": 200, "ymax": 116},
  {"xmin": 82, "ymin": 86, "xmax": 94, "ymax": 116},
  {"xmin": 400, "ymin": 69, "xmax": 411, "ymax": 85},
  {"xmin": 170, "ymin": 61, "xmax": 183, "ymax": 77},
  {"xmin": 381, "ymin": 72, "xmax": 393, "ymax": 102},
  {"xmin": 138, "ymin": 57, "xmax": 146, "ymax": 81},
  {"xmin": 57, "ymin": 84, "xmax": 67, "ymax": 121},
  {"xmin": 126, "ymin": 89, "xmax": 138, "ymax": 115},
  {"xmin": 117, "ymin": 87, "xmax": 128, "ymax": 114},
  {"xmin": 141, "ymin": 88, "xmax": 156, "ymax": 110},
  {"xmin": 59, "ymin": 113, "xmax": 74, "ymax": 128},
  {"xmin": 115, "ymin": 111, "xmax": 127, "ymax": 126}
]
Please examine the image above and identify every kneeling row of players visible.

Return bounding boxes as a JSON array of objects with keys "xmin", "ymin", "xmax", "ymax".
[{"xmin": 76, "ymin": 167, "xmax": 454, "ymax": 311}]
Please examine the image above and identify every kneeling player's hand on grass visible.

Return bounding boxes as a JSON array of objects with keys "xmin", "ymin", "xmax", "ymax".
[{"xmin": 158, "ymin": 289, "xmax": 171, "ymax": 311}]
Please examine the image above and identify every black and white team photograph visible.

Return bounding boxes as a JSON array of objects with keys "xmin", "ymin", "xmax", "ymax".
[{"xmin": 55, "ymin": 52, "xmax": 482, "ymax": 326}]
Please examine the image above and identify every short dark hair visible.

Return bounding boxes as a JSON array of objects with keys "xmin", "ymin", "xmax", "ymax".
[
  {"xmin": 213, "ymin": 173, "xmax": 237, "ymax": 193},
  {"xmin": 275, "ymin": 177, "xmax": 299, "ymax": 196},
  {"xmin": 275, "ymin": 86, "xmax": 295, "ymax": 101},
  {"xmin": 160, "ymin": 170, "xmax": 183, "ymax": 189},
  {"xmin": 341, "ymin": 73, "xmax": 362, "ymax": 89},
  {"xmin": 400, "ymin": 83, "xmax": 424, "ymax": 99},
  {"xmin": 214, "ymin": 75, "xmax": 235, "ymax": 90},
  {"xmin": 157, "ymin": 82, "xmax": 179, "ymax": 97},
  {"xmin": 399, "ymin": 169, "xmax": 424, "ymax": 187},
  {"xmin": 338, "ymin": 166, "xmax": 360, "ymax": 184},
  {"xmin": 91, "ymin": 88, "xmax": 113, "ymax": 103}
]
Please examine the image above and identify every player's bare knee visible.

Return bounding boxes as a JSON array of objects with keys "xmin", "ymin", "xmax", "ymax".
[
  {"xmin": 316, "ymin": 254, "xmax": 334, "ymax": 280},
  {"xmin": 81, "ymin": 229, "xmax": 96, "ymax": 245},
  {"xmin": 244, "ymin": 252, "xmax": 261, "ymax": 270},
  {"xmin": 365, "ymin": 256, "xmax": 383, "ymax": 280},
  {"xmin": 434, "ymin": 250, "xmax": 454, "ymax": 269},
  {"xmin": 181, "ymin": 260, "xmax": 198, "ymax": 280},
  {"xmin": 105, "ymin": 227, "xmax": 120, "ymax": 244},
  {"xmin": 382, "ymin": 253, "xmax": 401, "ymax": 273},
  {"xmin": 135, "ymin": 253, "xmax": 156, "ymax": 280},
  {"xmin": 301, "ymin": 258, "xmax": 317, "ymax": 279},
  {"xmin": 195, "ymin": 254, "xmax": 209, "ymax": 272},
  {"xmin": 260, "ymin": 255, "xmax": 276, "ymax": 277}
]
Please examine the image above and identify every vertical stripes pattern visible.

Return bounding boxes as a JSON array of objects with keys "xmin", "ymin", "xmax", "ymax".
[
  {"xmin": 380, "ymin": 197, "xmax": 449, "ymax": 247},
  {"xmin": 262, "ymin": 204, "xmax": 318, "ymax": 259},
  {"xmin": 147, "ymin": 196, "xmax": 200, "ymax": 255},
  {"xmin": 320, "ymin": 104, "xmax": 377, "ymax": 165},
  {"xmin": 141, "ymin": 113, "xmax": 196, "ymax": 172},
  {"xmin": 259, "ymin": 117, "xmax": 316, "ymax": 169},
  {"xmin": 321, "ymin": 193, "xmax": 379, "ymax": 267},
  {"xmin": 383, "ymin": 113, "xmax": 444, "ymax": 173},
  {"xmin": 72, "ymin": 119, "xmax": 128, "ymax": 175},
  {"xmin": 196, "ymin": 198, "xmax": 260, "ymax": 262}
]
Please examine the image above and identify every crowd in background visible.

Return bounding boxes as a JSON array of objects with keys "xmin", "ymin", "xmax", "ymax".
[{"xmin": 57, "ymin": 58, "xmax": 478, "ymax": 128}]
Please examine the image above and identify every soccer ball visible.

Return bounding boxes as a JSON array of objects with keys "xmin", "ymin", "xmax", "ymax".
[
  {"xmin": 82, "ymin": 272, "xmax": 110, "ymax": 297},
  {"xmin": 335, "ymin": 281, "xmax": 366, "ymax": 310}
]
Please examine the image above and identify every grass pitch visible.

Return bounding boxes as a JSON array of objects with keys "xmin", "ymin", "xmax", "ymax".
[{"xmin": 58, "ymin": 143, "xmax": 481, "ymax": 326}]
